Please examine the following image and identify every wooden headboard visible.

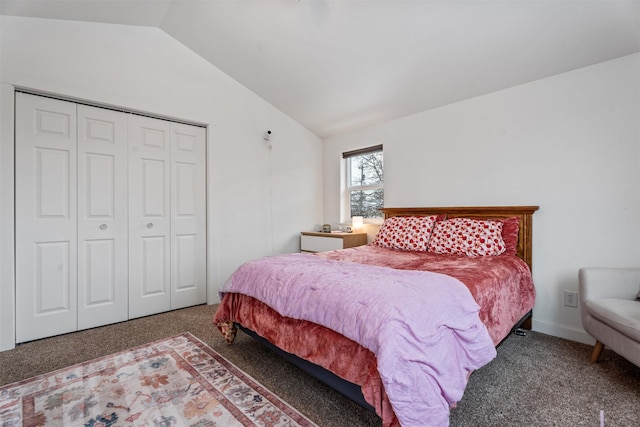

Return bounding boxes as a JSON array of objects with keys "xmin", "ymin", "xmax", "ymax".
[{"xmin": 380, "ymin": 206, "xmax": 539, "ymax": 269}]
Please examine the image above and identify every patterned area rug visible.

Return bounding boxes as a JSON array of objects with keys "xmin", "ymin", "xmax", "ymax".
[{"xmin": 0, "ymin": 332, "xmax": 318, "ymax": 427}]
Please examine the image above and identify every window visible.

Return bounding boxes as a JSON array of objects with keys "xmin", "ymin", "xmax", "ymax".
[{"xmin": 343, "ymin": 145, "xmax": 383, "ymax": 220}]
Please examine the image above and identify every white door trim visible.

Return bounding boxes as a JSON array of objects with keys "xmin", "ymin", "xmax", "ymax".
[
  {"xmin": 0, "ymin": 84, "xmax": 16, "ymax": 351},
  {"xmin": 13, "ymin": 86, "xmax": 208, "ymax": 128}
]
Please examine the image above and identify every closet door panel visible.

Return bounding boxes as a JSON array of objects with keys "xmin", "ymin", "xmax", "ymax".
[
  {"xmin": 141, "ymin": 236, "xmax": 168, "ymax": 294},
  {"xmin": 77, "ymin": 105, "xmax": 128, "ymax": 330},
  {"xmin": 35, "ymin": 242, "xmax": 72, "ymax": 312},
  {"xmin": 175, "ymin": 234, "xmax": 196, "ymax": 290},
  {"xmin": 37, "ymin": 148, "xmax": 72, "ymax": 218},
  {"xmin": 142, "ymin": 159, "xmax": 167, "ymax": 215},
  {"xmin": 170, "ymin": 124, "xmax": 206, "ymax": 309},
  {"xmin": 129, "ymin": 115, "xmax": 171, "ymax": 318},
  {"xmin": 15, "ymin": 93, "xmax": 78, "ymax": 342},
  {"xmin": 82, "ymin": 239, "xmax": 115, "ymax": 301}
]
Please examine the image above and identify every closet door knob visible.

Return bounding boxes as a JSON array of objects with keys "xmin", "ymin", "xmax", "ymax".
[
  {"xmin": 146, "ymin": 223, "xmax": 154, "ymax": 229},
  {"xmin": 99, "ymin": 224, "xmax": 107, "ymax": 230}
]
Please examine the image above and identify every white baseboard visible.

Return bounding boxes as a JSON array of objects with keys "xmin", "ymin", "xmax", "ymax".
[{"xmin": 532, "ymin": 319, "xmax": 595, "ymax": 346}]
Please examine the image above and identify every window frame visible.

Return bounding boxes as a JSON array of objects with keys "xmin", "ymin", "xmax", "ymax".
[{"xmin": 342, "ymin": 145, "xmax": 384, "ymax": 224}]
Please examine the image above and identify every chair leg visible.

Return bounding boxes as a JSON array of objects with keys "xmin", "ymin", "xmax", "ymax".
[{"xmin": 591, "ymin": 340, "xmax": 604, "ymax": 363}]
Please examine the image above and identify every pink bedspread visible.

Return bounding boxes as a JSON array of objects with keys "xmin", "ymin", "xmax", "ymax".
[
  {"xmin": 317, "ymin": 244, "xmax": 536, "ymax": 345},
  {"xmin": 220, "ymin": 252, "xmax": 497, "ymax": 426}
]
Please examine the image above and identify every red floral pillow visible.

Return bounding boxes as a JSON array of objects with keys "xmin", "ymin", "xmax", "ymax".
[
  {"xmin": 428, "ymin": 218, "xmax": 506, "ymax": 257},
  {"xmin": 373, "ymin": 215, "xmax": 438, "ymax": 251},
  {"xmin": 373, "ymin": 217, "xmax": 406, "ymax": 249}
]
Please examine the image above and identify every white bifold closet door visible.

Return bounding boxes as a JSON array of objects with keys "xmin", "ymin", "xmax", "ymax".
[
  {"xmin": 15, "ymin": 93, "xmax": 206, "ymax": 342},
  {"xmin": 15, "ymin": 94, "xmax": 79, "ymax": 342},
  {"xmin": 77, "ymin": 105, "xmax": 129, "ymax": 330},
  {"xmin": 169, "ymin": 122, "xmax": 207, "ymax": 310},
  {"xmin": 15, "ymin": 94, "xmax": 128, "ymax": 342},
  {"xmin": 128, "ymin": 116, "xmax": 206, "ymax": 319}
]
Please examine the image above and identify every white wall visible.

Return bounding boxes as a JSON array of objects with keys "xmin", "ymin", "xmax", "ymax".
[
  {"xmin": 323, "ymin": 53, "xmax": 640, "ymax": 344},
  {"xmin": 0, "ymin": 16, "xmax": 323, "ymax": 350}
]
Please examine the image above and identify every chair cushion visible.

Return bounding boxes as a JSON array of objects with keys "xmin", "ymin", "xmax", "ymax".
[{"xmin": 585, "ymin": 298, "xmax": 640, "ymax": 341}]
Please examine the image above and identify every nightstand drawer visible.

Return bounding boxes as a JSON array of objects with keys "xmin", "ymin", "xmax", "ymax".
[
  {"xmin": 300, "ymin": 232, "xmax": 367, "ymax": 253},
  {"xmin": 301, "ymin": 235, "xmax": 344, "ymax": 252}
]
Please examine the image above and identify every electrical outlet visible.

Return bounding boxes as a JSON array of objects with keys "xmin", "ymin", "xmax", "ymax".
[{"xmin": 564, "ymin": 290, "xmax": 578, "ymax": 308}]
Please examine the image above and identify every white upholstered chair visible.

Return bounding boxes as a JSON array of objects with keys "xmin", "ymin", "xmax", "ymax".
[{"xmin": 578, "ymin": 268, "xmax": 640, "ymax": 367}]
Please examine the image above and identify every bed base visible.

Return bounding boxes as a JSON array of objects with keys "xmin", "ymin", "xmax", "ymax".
[
  {"xmin": 499, "ymin": 309, "xmax": 532, "ymax": 346},
  {"xmin": 237, "ymin": 323, "xmax": 376, "ymax": 412},
  {"xmin": 237, "ymin": 310, "xmax": 532, "ymax": 414}
]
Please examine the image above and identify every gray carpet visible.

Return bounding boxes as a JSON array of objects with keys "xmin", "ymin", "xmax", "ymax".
[{"xmin": 1, "ymin": 304, "xmax": 638, "ymax": 426}]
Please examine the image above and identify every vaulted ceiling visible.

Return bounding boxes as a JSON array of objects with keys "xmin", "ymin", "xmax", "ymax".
[{"xmin": 2, "ymin": 0, "xmax": 639, "ymax": 137}]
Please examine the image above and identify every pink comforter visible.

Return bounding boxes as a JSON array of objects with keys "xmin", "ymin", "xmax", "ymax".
[
  {"xmin": 220, "ymin": 252, "xmax": 497, "ymax": 426},
  {"xmin": 318, "ymin": 244, "xmax": 536, "ymax": 346}
]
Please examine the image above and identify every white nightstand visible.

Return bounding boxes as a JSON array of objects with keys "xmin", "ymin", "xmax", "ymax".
[{"xmin": 300, "ymin": 231, "xmax": 368, "ymax": 253}]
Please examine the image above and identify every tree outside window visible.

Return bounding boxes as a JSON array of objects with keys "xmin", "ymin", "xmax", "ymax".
[{"xmin": 344, "ymin": 146, "xmax": 383, "ymax": 219}]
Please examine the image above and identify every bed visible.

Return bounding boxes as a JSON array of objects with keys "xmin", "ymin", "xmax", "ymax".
[{"xmin": 213, "ymin": 206, "xmax": 538, "ymax": 426}]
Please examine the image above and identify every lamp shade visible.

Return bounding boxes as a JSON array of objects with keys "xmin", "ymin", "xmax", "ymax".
[{"xmin": 351, "ymin": 216, "xmax": 364, "ymax": 230}]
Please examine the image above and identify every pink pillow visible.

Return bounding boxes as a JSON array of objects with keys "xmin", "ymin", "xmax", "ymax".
[
  {"xmin": 497, "ymin": 217, "xmax": 520, "ymax": 256},
  {"xmin": 373, "ymin": 215, "xmax": 438, "ymax": 251},
  {"xmin": 428, "ymin": 218, "xmax": 506, "ymax": 257}
]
